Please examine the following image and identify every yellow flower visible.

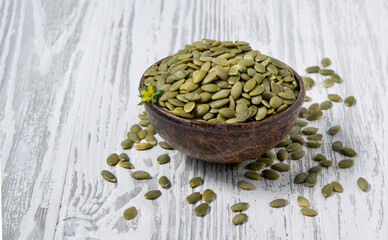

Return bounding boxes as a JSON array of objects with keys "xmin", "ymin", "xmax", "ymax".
[{"xmin": 140, "ymin": 85, "xmax": 154, "ymax": 102}]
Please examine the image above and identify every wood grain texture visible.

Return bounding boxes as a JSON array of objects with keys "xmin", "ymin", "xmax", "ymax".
[{"xmin": 1, "ymin": 0, "xmax": 387, "ymax": 239}]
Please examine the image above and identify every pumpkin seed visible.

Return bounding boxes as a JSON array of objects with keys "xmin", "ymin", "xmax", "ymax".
[
  {"xmin": 101, "ymin": 170, "xmax": 117, "ymax": 183},
  {"xmin": 331, "ymin": 73, "xmax": 341, "ymax": 83},
  {"xmin": 308, "ymin": 103, "xmax": 320, "ymax": 113},
  {"xmin": 276, "ymin": 149, "xmax": 288, "ymax": 161},
  {"xmin": 231, "ymin": 162, "xmax": 243, "ymax": 170},
  {"xmin": 321, "ymin": 57, "xmax": 331, "ymax": 67},
  {"xmin": 131, "ymin": 170, "xmax": 150, "ymax": 180},
  {"xmin": 320, "ymin": 101, "xmax": 333, "ymax": 110},
  {"xmin": 194, "ymin": 203, "xmax": 209, "ymax": 217},
  {"xmin": 319, "ymin": 69, "xmax": 335, "ymax": 75},
  {"xmin": 270, "ymin": 199, "xmax": 288, "ymax": 208},
  {"xmin": 328, "ymin": 125, "xmax": 341, "ymax": 135},
  {"xmin": 271, "ymin": 163, "xmax": 291, "ymax": 172},
  {"xmin": 321, "ymin": 183, "xmax": 334, "ymax": 198},
  {"xmin": 244, "ymin": 171, "xmax": 262, "ymax": 180},
  {"xmin": 139, "ymin": 120, "xmax": 150, "ymax": 127},
  {"xmin": 328, "ymin": 94, "xmax": 341, "ymax": 102},
  {"xmin": 332, "ymin": 181, "xmax": 343, "ymax": 192},
  {"xmin": 345, "ymin": 96, "xmax": 356, "ymax": 106},
  {"xmin": 118, "ymin": 161, "xmax": 134, "ymax": 169},
  {"xmin": 130, "ymin": 124, "xmax": 141, "ymax": 133},
  {"xmin": 338, "ymin": 159, "xmax": 354, "ymax": 168},
  {"xmin": 340, "ymin": 147, "xmax": 357, "ymax": 157},
  {"xmin": 297, "ymin": 196, "xmax": 310, "ymax": 207},
  {"xmin": 295, "ymin": 119, "xmax": 308, "ymax": 127},
  {"xmin": 138, "ymin": 129, "xmax": 148, "ymax": 139},
  {"xmin": 186, "ymin": 192, "xmax": 202, "ymax": 203},
  {"xmin": 145, "ymin": 134, "xmax": 157, "ymax": 146},
  {"xmin": 290, "ymin": 135, "xmax": 305, "ymax": 145},
  {"xmin": 121, "ymin": 139, "xmax": 133, "ymax": 149},
  {"xmin": 306, "ymin": 173, "xmax": 318, "ymax": 187},
  {"xmin": 289, "ymin": 125, "xmax": 301, "ymax": 136},
  {"xmin": 246, "ymin": 161, "xmax": 266, "ymax": 171},
  {"xmin": 294, "ymin": 172, "xmax": 308, "ymax": 184},
  {"xmin": 306, "ymin": 110, "xmax": 323, "ymax": 121},
  {"xmin": 276, "ymin": 138, "xmax": 292, "ymax": 147},
  {"xmin": 301, "ymin": 208, "xmax": 318, "ymax": 217},
  {"xmin": 232, "ymin": 213, "xmax": 248, "ymax": 225},
  {"xmin": 332, "ymin": 141, "xmax": 343, "ymax": 151},
  {"xmin": 106, "ymin": 153, "xmax": 119, "ymax": 166},
  {"xmin": 158, "ymin": 176, "xmax": 171, "ymax": 188},
  {"xmin": 238, "ymin": 180, "xmax": 255, "ymax": 190},
  {"xmin": 320, "ymin": 160, "xmax": 333, "ymax": 167},
  {"xmin": 202, "ymin": 189, "xmax": 216, "ymax": 202},
  {"xmin": 159, "ymin": 141, "xmax": 174, "ymax": 150},
  {"xmin": 262, "ymin": 150, "xmax": 276, "ymax": 160},
  {"xmin": 302, "ymin": 127, "xmax": 319, "ymax": 135},
  {"xmin": 123, "ymin": 207, "xmax": 137, "ymax": 220},
  {"xmin": 236, "ymin": 108, "xmax": 252, "ymax": 122},
  {"xmin": 256, "ymin": 157, "xmax": 274, "ymax": 166},
  {"xmin": 307, "ymin": 134, "xmax": 323, "ymax": 140},
  {"xmin": 144, "ymin": 190, "xmax": 162, "ymax": 200},
  {"xmin": 313, "ymin": 153, "xmax": 327, "ymax": 161},
  {"xmin": 157, "ymin": 154, "xmax": 170, "ymax": 164},
  {"xmin": 189, "ymin": 177, "xmax": 203, "ymax": 188},
  {"xmin": 290, "ymin": 150, "xmax": 306, "ymax": 160},
  {"xmin": 134, "ymin": 143, "xmax": 153, "ymax": 150},
  {"xmin": 357, "ymin": 177, "xmax": 369, "ymax": 192},
  {"xmin": 299, "ymin": 107, "xmax": 308, "ymax": 118},
  {"xmin": 118, "ymin": 153, "xmax": 129, "ymax": 161},
  {"xmin": 306, "ymin": 140, "xmax": 322, "ymax": 148},
  {"xmin": 305, "ymin": 96, "xmax": 312, "ymax": 102},
  {"xmin": 262, "ymin": 169, "xmax": 280, "ymax": 179},
  {"xmin": 306, "ymin": 66, "xmax": 320, "ymax": 73},
  {"xmin": 230, "ymin": 202, "xmax": 249, "ymax": 212},
  {"xmin": 127, "ymin": 132, "xmax": 140, "ymax": 143},
  {"xmin": 286, "ymin": 142, "xmax": 302, "ymax": 152},
  {"xmin": 308, "ymin": 166, "xmax": 322, "ymax": 174}
]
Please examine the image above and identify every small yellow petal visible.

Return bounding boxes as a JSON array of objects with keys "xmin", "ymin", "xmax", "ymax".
[{"xmin": 141, "ymin": 90, "xmax": 147, "ymax": 95}]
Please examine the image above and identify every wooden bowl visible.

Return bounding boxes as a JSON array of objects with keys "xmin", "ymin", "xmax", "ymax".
[{"xmin": 140, "ymin": 58, "xmax": 305, "ymax": 163}]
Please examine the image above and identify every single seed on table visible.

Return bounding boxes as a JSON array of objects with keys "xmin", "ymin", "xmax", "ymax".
[
  {"xmin": 290, "ymin": 150, "xmax": 306, "ymax": 160},
  {"xmin": 147, "ymin": 124, "xmax": 156, "ymax": 135},
  {"xmin": 159, "ymin": 141, "xmax": 174, "ymax": 150},
  {"xmin": 157, "ymin": 154, "xmax": 170, "ymax": 165},
  {"xmin": 301, "ymin": 208, "xmax": 318, "ymax": 217},
  {"xmin": 308, "ymin": 103, "xmax": 320, "ymax": 113},
  {"xmin": 202, "ymin": 189, "xmax": 216, "ymax": 203},
  {"xmin": 158, "ymin": 176, "xmax": 171, "ymax": 188},
  {"xmin": 244, "ymin": 171, "xmax": 262, "ymax": 180},
  {"xmin": 332, "ymin": 181, "xmax": 344, "ymax": 192},
  {"xmin": 323, "ymin": 78, "xmax": 334, "ymax": 87},
  {"xmin": 101, "ymin": 170, "xmax": 117, "ymax": 183},
  {"xmin": 321, "ymin": 57, "xmax": 331, "ymax": 67},
  {"xmin": 277, "ymin": 149, "xmax": 288, "ymax": 161},
  {"xmin": 320, "ymin": 101, "xmax": 333, "ymax": 110},
  {"xmin": 144, "ymin": 190, "xmax": 162, "ymax": 200},
  {"xmin": 328, "ymin": 94, "xmax": 342, "ymax": 102},
  {"xmin": 332, "ymin": 141, "xmax": 343, "ymax": 151},
  {"xmin": 138, "ymin": 113, "xmax": 148, "ymax": 120},
  {"xmin": 231, "ymin": 162, "xmax": 243, "ymax": 170},
  {"xmin": 338, "ymin": 159, "xmax": 354, "ymax": 168},
  {"xmin": 256, "ymin": 157, "xmax": 273, "ymax": 166},
  {"xmin": 290, "ymin": 135, "xmax": 305, "ymax": 145},
  {"xmin": 238, "ymin": 180, "xmax": 255, "ymax": 190},
  {"xmin": 302, "ymin": 127, "xmax": 319, "ymax": 135},
  {"xmin": 194, "ymin": 203, "xmax": 209, "ymax": 217},
  {"xmin": 131, "ymin": 170, "xmax": 150, "ymax": 180},
  {"xmin": 299, "ymin": 107, "xmax": 308, "ymax": 118},
  {"xmin": 189, "ymin": 177, "xmax": 203, "ymax": 188},
  {"xmin": 106, "ymin": 153, "xmax": 119, "ymax": 166},
  {"xmin": 118, "ymin": 153, "xmax": 129, "ymax": 162},
  {"xmin": 139, "ymin": 120, "xmax": 150, "ymax": 127},
  {"xmin": 297, "ymin": 196, "xmax": 310, "ymax": 207},
  {"xmin": 138, "ymin": 129, "xmax": 148, "ymax": 139},
  {"xmin": 145, "ymin": 134, "xmax": 157, "ymax": 146},
  {"xmin": 328, "ymin": 125, "xmax": 341, "ymax": 135},
  {"xmin": 306, "ymin": 110, "xmax": 323, "ymax": 121},
  {"xmin": 303, "ymin": 76, "xmax": 315, "ymax": 88},
  {"xmin": 305, "ymin": 96, "xmax": 312, "ymax": 102},
  {"xmin": 121, "ymin": 139, "xmax": 133, "ymax": 149},
  {"xmin": 271, "ymin": 163, "xmax": 291, "ymax": 172},
  {"xmin": 246, "ymin": 161, "xmax": 266, "ymax": 171},
  {"xmin": 294, "ymin": 172, "xmax": 308, "ymax": 184},
  {"xmin": 306, "ymin": 140, "xmax": 322, "ymax": 148},
  {"xmin": 262, "ymin": 169, "xmax": 280, "ymax": 179},
  {"xmin": 118, "ymin": 161, "xmax": 134, "ymax": 169},
  {"xmin": 230, "ymin": 202, "xmax": 249, "ymax": 212},
  {"xmin": 186, "ymin": 192, "xmax": 202, "ymax": 204},
  {"xmin": 345, "ymin": 96, "xmax": 356, "ymax": 106},
  {"xmin": 307, "ymin": 134, "xmax": 323, "ymax": 140},
  {"xmin": 340, "ymin": 147, "xmax": 357, "ymax": 157},
  {"xmin": 320, "ymin": 160, "xmax": 333, "ymax": 167},
  {"xmin": 130, "ymin": 124, "xmax": 141, "ymax": 133},
  {"xmin": 262, "ymin": 150, "xmax": 276, "ymax": 160},
  {"xmin": 127, "ymin": 132, "xmax": 140, "ymax": 143},
  {"xmin": 313, "ymin": 153, "xmax": 327, "ymax": 161},
  {"xmin": 306, "ymin": 66, "xmax": 320, "ymax": 73},
  {"xmin": 270, "ymin": 199, "xmax": 288, "ymax": 208},
  {"xmin": 308, "ymin": 166, "xmax": 323, "ymax": 174},
  {"xmin": 331, "ymin": 73, "xmax": 341, "ymax": 83},
  {"xmin": 276, "ymin": 138, "xmax": 292, "ymax": 147},
  {"xmin": 321, "ymin": 183, "xmax": 334, "ymax": 198},
  {"xmin": 286, "ymin": 142, "xmax": 302, "ymax": 152},
  {"xmin": 306, "ymin": 173, "xmax": 318, "ymax": 187},
  {"xmin": 232, "ymin": 213, "xmax": 248, "ymax": 225},
  {"xmin": 123, "ymin": 207, "xmax": 137, "ymax": 220},
  {"xmin": 289, "ymin": 125, "xmax": 301, "ymax": 136},
  {"xmin": 134, "ymin": 143, "xmax": 153, "ymax": 150},
  {"xmin": 319, "ymin": 69, "xmax": 335, "ymax": 75},
  {"xmin": 357, "ymin": 177, "xmax": 369, "ymax": 192},
  {"xmin": 295, "ymin": 119, "xmax": 308, "ymax": 127}
]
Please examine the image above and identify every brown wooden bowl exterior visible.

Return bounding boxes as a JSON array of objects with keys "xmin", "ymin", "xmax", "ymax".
[{"xmin": 140, "ymin": 58, "xmax": 305, "ymax": 163}]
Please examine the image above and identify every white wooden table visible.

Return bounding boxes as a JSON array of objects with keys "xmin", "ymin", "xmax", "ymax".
[{"xmin": 1, "ymin": 0, "xmax": 387, "ymax": 239}]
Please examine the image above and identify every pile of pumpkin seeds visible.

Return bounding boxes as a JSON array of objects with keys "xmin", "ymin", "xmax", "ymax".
[
  {"xmin": 143, "ymin": 39, "xmax": 300, "ymax": 123},
  {"xmin": 100, "ymin": 40, "xmax": 368, "ymax": 225}
]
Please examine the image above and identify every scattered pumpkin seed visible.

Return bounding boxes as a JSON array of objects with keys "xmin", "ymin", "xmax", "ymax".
[
  {"xmin": 295, "ymin": 119, "xmax": 308, "ymax": 127},
  {"xmin": 158, "ymin": 176, "xmax": 171, "ymax": 188},
  {"xmin": 306, "ymin": 140, "xmax": 322, "ymax": 148},
  {"xmin": 271, "ymin": 163, "xmax": 291, "ymax": 172},
  {"xmin": 328, "ymin": 94, "xmax": 341, "ymax": 102},
  {"xmin": 313, "ymin": 153, "xmax": 327, "ymax": 161},
  {"xmin": 340, "ymin": 147, "xmax": 357, "ymax": 157},
  {"xmin": 332, "ymin": 141, "xmax": 343, "ymax": 151},
  {"xmin": 246, "ymin": 161, "xmax": 266, "ymax": 171},
  {"xmin": 121, "ymin": 139, "xmax": 133, "ymax": 149},
  {"xmin": 123, "ymin": 207, "xmax": 137, "ymax": 220},
  {"xmin": 202, "ymin": 189, "xmax": 216, "ymax": 202},
  {"xmin": 276, "ymin": 149, "xmax": 288, "ymax": 161},
  {"xmin": 186, "ymin": 192, "xmax": 202, "ymax": 204},
  {"xmin": 321, "ymin": 183, "xmax": 334, "ymax": 198},
  {"xmin": 300, "ymin": 208, "xmax": 318, "ymax": 217},
  {"xmin": 321, "ymin": 57, "xmax": 331, "ymax": 67},
  {"xmin": 297, "ymin": 196, "xmax": 310, "ymax": 207},
  {"xmin": 302, "ymin": 127, "xmax": 319, "ymax": 135},
  {"xmin": 194, "ymin": 203, "xmax": 209, "ymax": 217},
  {"xmin": 144, "ymin": 190, "xmax": 162, "ymax": 200},
  {"xmin": 134, "ymin": 143, "xmax": 153, "ymax": 150},
  {"xmin": 307, "ymin": 134, "xmax": 323, "ymax": 140},
  {"xmin": 130, "ymin": 124, "xmax": 141, "ymax": 133},
  {"xmin": 332, "ymin": 181, "xmax": 343, "ymax": 192},
  {"xmin": 269, "ymin": 199, "xmax": 288, "ymax": 208},
  {"xmin": 276, "ymin": 138, "xmax": 293, "ymax": 147},
  {"xmin": 230, "ymin": 202, "xmax": 249, "ymax": 212},
  {"xmin": 118, "ymin": 153, "xmax": 129, "ymax": 161},
  {"xmin": 294, "ymin": 172, "xmax": 308, "ymax": 184},
  {"xmin": 299, "ymin": 107, "xmax": 308, "ymax": 118},
  {"xmin": 101, "ymin": 170, "xmax": 117, "ymax": 183},
  {"xmin": 331, "ymin": 73, "xmax": 341, "ymax": 83},
  {"xmin": 306, "ymin": 110, "xmax": 323, "ymax": 120},
  {"xmin": 286, "ymin": 142, "xmax": 302, "ymax": 152},
  {"xmin": 290, "ymin": 150, "xmax": 306, "ymax": 160},
  {"xmin": 232, "ymin": 213, "xmax": 248, "ymax": 225},
  {"xmin": 262, "ymin": 169, "xmax": 280, "ymax": 179},
  {"xmin": 306, "ymin": 66, "xmax": 320, "ymax": 73},
  {"xmin": 244, "ymin": 171, "xmax": 262, "ymax": 180},
  {"xmin": 118, "ymin": 161, "xmax": 134, "ymax": 169},
  {"xmin": 138, "ymin": 129, "xmax": 148, "ymax": 139},
  {"xmin": 320, "ymin": 101, "xmax": 333, "ymax": 110},
  {"xmin": 139, "ymin": 120, "xmax": 150, "ymax": 127},
  {"xmin": 319, "ymin": 69, "xmax": 335, "ymax": 75},
  {"xmin": 290, "ymin": 135, "xmax": 305, "ymax": 145},
  {"xmin": 306, "ymin": 173, "xmax": 318, "ymax": 187},
  {"xmin": 131, "ymin": 170, "xmax": 150, "ymax": 180},
  {"xmin": 127, "ymin": 132, "xmax": 140, "ymax": 143},
  {"xmin": 106, "ymin": 153, "xmax": 119, "ymax": 166},
  {"xmin": 231, "ymin": 162, "xmax": 243, "ymax": 170},
  {"xmin": 338, "ymin": 159, "xmax": 354, "ymax": 168},
  {"xmin": 189, "ymin": 177, "xmax": 203, "ymax": 188},
  {"xmin": 344, "ymin": 96, "xmax": 356, "ymax": 106},
  {"xmin": 157, "ymin": 154, "xmax": 170, "ymax": 164},
  {"xmin": 305, "ymin": 96, "xmax": 312, "ymax": 102},
  {"xmin": 308, "ymin": 166, "xmax": 323, "ymax": 174},
  {"xmin": 159, "ymin": 141, "xmax": 174, "ymax": 150},
  {"xmin": 328, "ymin": 125, "xmax": 341, "ymax": 135},
  {"xmin": 320, "ymin": 160, "xmax": 333, "ymax": 167},
  {"xmin": 357, "ymin": 177, "xmax": 369, "ymax": 192}
]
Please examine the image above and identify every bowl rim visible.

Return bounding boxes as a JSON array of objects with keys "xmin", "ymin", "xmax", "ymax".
[{"xmin": 140, "ymin": 57, "xmax": 305, "ymax": 131}]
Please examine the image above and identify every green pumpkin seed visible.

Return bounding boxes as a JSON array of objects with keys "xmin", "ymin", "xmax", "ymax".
[
  {"xmin": 297, "ymin": 196, "xmax": 310, "ymax": 207},
  {"xmin": 118, "ymin": 153, "xmax": 129, "ymax": 161},
  {"xmin": 321, "ymin": 183, "xmax": 334, "ymax": 198},
  {"xmin": 123, "ymin": 207, "xmax": 137, "ymax": 220},
  {"xmin": 186, "ymin": 192, "xmax": 202, "ymax": 203},
  {"xmin": 301, "ymin": 208, "xmax": 318, "ymax": 217},
  {"xmin": 308, "ymin": 166, "xmax": 322, "ymax": 174},
  {"xmin": 219, "ymin": 108, "xmax": 236, "ymax": 118},
  {"xmin": 332, "ymin": 181, "xmax": 343, "ymax": 192},
  {"xmin": 127, "ymin": 132, "xmax": 140, "ymax": 143},
  {"xmin": 276, "ymin": 138, "xmax": 292, "ymax": 147},
  {"xmin": 256, "ymin": 157, "xmax": 274, "ymax": 166},
  {"xmin": 255, "ymin": 106, "xmax": 267, "ymax": 120},
  {"xmin": 101, "ymin": 170, "xmax": 117, "ymax": 183},
  {"xmin": 144, "ymin": 190, "xmax": 162, "ymax": 200},
  {"xmin": 331, "ymin": 73, "xmax": 341, "ymax": 83},
  {"xmin": 261, "ymin": 150, "xmax": 275, "ymax": 160},
  {"xmin": 270, "ymin": 199, "xmax": 288, "ymax": 208},
  {"xmin": 118, "ymin": 161, "xmax": 134, "ymax": 169},
  {"xmin": 320, "ymin": 160, "xmax": 333, "ymax": 167},
  {"xmin": 262, "ymin": 169, "xmax": 280, "ymax": 179},
  {"xmin": 302, "ymin": 127, "xmax": 319, "ymax": 135},
  {"xmin": 313, "ymin": 153, "xmax": 327, "ymax": 161},
  {"xmin": 139, "ymin": 120, "xmax": 150, "ymax": 127},
  {"xmin": 121, "ymin": 139, "xmax": 133, "ymax": 149},
  {"xmin": 145, "ymin": 134, "xmax": 157, "ymax": 146},
  {"xmin": 299, "ymin": 107, "xmax": 308, "ymax": 118},
  {"xmin": 306, "ymin": 173, "xmax": 318, "ymax": 187},
  {"xmin": 193, "ymin": 69, "xmax": 207, "ymax": 83},
  {"xmin": 357, "ymin": 177, "xmax": 369, "ymax": 192},
  {"xmin": 106, "ymin": 153, "xmax": 119, "ymax": 166},
  {"xmin": 278, "ymin": 92, "xmax": 295, "ymax": 100},
  {"xmin": 215, "ymin": 66, "xmax": 228, "ymax": 80},
  {"xmin": 307, "ymin": 134, "xmax": 323, "ymax": 140},
  {"xmin": 194, "ymin": 203, "xmax": 209, "ymax": 217},
  {"xmin": 159, "ymin": 141, "xmax": 174, "ymax": 150},
  {"xmin": 276, "ymin": 149, "xmax": 288, "ymax": 161},
  {"xmin": 308, "ymin": 103, "xmax": 320, "ymax": 113},
  {"xmin": 295, "ymin": 119, "xmax": 308, "ymax": 127},
  {"xmin": 189, "ymin": 177, "xmax": 203, "ymax": 188},
  {"xmin": 306, "ymin": 110, "xmax": 323, "ymax": 121},
  {"xmin": 345, "ymin": 96, "xmax": 356, "ymax": 106},
  {"xmin": 286, "ymin": 142, "xmax": 302, "ymax": 152},
  {"xmin": 131, "ymin": 170, "xmax": 150, "ymax": 180},
  {"xmin": 289, "ymin": 125, "xmax": 301, "ymax": 136},
  {"xmin": 138, "ymin": 129, "xmax": 148, "ymax": 139},
  {"xmin": 157, "ymin": 154, "xmax": 170, "ymax": 165},
  {"xmin": 202, "ymin": 72, "xmax": 218, "ymax": 84},
  {"xmin": 306, "ymin": 140, "xmax": 322, "ymax": 148},
  {"xmin": 328, "ymin": 125, "xmax": 341, "ymax": 135},
  {"xmin": 338, "ymin": 159, "xmax": 354, "ymax": 168},
  {"xmin": 231, "ymin": 162, "xmax": 243, "ymax": 170},
  {"xmin": 306, "ymin": 66, "xmax": 320, "ymax": 73},
  {"xmin": 244, "ymin": 171, "xmax": 262, "ymax": 180},
  {"xmin": 232, "ymin": 213, "xmax": 248, "ymax": 225},
  {"xmin": 332, "ymin": 141, "xmax": 343, "ymax": 151},
  {"xmin": 271, "ymin": 163, "xmax": 291, "ymax": 172},
  {"xmin": 203, "ymin": 189, "xmax": 216, "ymax": 202},
  {"xmin": 134, "ymin": 143, "xmax": 153, "ymax": 150},
  {"xmin": 321, "ymin": 57, "xmax": 331, "ymax": 67},
  {"xmin": 290, "ymin": 135, "xmax": 305, "ymax": 145},
  {"xmin": 303, "ymin": 76, "xmax": 315, "ymax": 88},
  {"xmin": 290, "ymin": 150, "xmax": 306, "ymax": 160},
  {"xmin": 236, "ymin": 108, "xmax": 252, "ymax": 122},
  {"xmin": 328, "ymin": 94, "xmax": 341, "ymax": 102},
  {"xmin": 130, "ymin": 124, "xmax": 141, "ymax": 133},
  {"xmin": 320, "ymin": 101, "xmax": 333, "ymax": 110},
  {"xmin": 319, "ymin": 69, "xmax": 335, "ymax": 75},
  {"xmin": 246, "ymin": 161, "xmax": 266, "ymax": 171},
  {"xmin": 158, "ymin": 176, "xmax": 171, "ymax": 188},
  {"xmin": 230, "ymin": 202, "xmax": 249, "ymax": 212},
  {"xmin": 340, "ymin": 147, "xmax": 357, "ymax": 157},
  {"xmin": 294, "ymin": 172, "xmax": 308, "ymax": 184},
  {"xmin": 305, "ymin": 96, "xmax": 312, "ymax": 102},
  {"xmin": 238, "ymin": 180, "xmax": 255, "ymax": 190},
  {"xmin": 269, "ymin": 96, "xmax": 283, "ymax": 108}
]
